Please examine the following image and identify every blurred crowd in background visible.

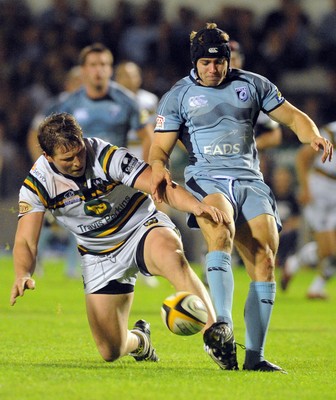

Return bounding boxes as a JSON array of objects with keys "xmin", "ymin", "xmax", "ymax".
[{"xmin": 1, "ymin": 0, "xmax": 336, "ymax": 199}]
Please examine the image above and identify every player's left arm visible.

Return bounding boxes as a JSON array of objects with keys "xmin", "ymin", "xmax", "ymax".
[
  {"xmin": 269, "ymin": 100, "xmax": 333, "ymax": 162},
  {"xmin": 134, "ymin": 166, "xmax": 230, "ymax": 225}
]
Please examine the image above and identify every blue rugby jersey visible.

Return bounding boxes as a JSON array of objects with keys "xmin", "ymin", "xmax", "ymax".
[
  {"xmin": 18, "ymin": 138, "xmax": 155, "ymax": 255},
  {"xmin": 155, "ymin": 69, "xmax": 285, "ymax": 181},
  {"xmin": 44, "ymin": 81, "xmax": 144, "ymax": 147}
]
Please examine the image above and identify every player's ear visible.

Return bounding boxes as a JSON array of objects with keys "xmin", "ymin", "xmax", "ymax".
[{"xmin": 43, "ymin": 152, "xmax": 52, "ymax": 162}]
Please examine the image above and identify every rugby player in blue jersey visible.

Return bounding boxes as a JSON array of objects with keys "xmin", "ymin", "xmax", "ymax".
[
  {"xmin": 10, "ymin": 112, "xmax": 229, "ymax": 365},
  {"xmin": 28, "ymin": 43, "xmax": 153, "ymax": 163},
  {"xmin": 149, "ymin": 22, "xmax": 333, "ymax": 372}
]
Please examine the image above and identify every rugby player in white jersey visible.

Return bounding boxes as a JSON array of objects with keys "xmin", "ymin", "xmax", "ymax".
[
  {"xmin": 282, "ymin": 121, "xmax": 336, "ymax": 299},
  {"xmin": 149, "ymin": 22, "xmax": 333, "ymax": 372},
  {"xmin": 10, "ymin": 112, "xmax": 230, "ymax": 364}
]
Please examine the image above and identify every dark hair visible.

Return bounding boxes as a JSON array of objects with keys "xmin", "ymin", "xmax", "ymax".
[
  {"xmin": 78, "ymin": 42, "xmax": 114, "ymax": 66},
  {"xmin": 190, "ymin": 22, "xmax": 230, "ymax": 67},
  {"xmin": 38, "ymin": 112, "xmax": 84, "ymax": 156}
]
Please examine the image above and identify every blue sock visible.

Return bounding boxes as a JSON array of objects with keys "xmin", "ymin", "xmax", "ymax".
[
  {"xmin": 205, "ymin": 251, "xmax": 233, "ymax": 327},
  {"xmin": 244, "ymin": 281, "xmax": 276, "ymax": 368}
]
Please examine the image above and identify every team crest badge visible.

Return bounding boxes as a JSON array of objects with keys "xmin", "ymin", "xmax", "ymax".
[
  {"xmin": 235, "ymin": 86, "xmax": 248, "ymax": 102},
  {"xmin": 19, "ymin": 201, "xmax": 33, "ymax": 214}
]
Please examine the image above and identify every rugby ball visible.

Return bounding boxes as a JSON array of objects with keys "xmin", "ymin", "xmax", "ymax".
[{"xmin": 161, "ymin": 291, "xmax": 208, "ymax": 336}]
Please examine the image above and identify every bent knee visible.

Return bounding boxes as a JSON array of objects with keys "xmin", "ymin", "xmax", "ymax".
[
  {"xmin": 99, "ymin": 346, "xmax": 122, "ymax": 362},
  {"xmin": 205, "ymin": 228, "xmax": 234, "ymax": 251}
]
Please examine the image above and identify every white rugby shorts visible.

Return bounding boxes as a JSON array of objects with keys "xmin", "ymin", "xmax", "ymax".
[
  {"xmin": 81, "ymin": 211, "xmax": 177, "ymax": 294},
  {"xmin": 304, "ymin": 173, "xmax": 336, "ymax": 232}
]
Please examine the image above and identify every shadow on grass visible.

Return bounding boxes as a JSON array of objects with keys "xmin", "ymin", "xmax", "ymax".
[{"xmin": 0, "ymin": 359, "xmax": 221, "ymax": 373}]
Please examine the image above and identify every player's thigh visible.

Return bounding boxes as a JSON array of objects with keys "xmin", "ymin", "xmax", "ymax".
[
  {"xmin": 143, "ymin": 226, "xmax": 188, "ymax": 278},
  {"xmin": 85, "ymin": 292, "xmax": 134, "ymax": 348},
  {"xmin": 197, "ymin": 193, "xmax": 235, "ymax": 250},
  {"xmin": 235, "ymin": 213, "xmax": 279, "ymax": 280}
]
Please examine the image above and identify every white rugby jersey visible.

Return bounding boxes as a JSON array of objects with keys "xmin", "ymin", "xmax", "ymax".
[{"xmin": 18, "ymin": 138, "xmax": 156, "ymax": 255}]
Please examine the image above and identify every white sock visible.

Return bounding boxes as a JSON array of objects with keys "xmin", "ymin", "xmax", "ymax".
[
  {"xmin": 285, "ymin": 254, "xmax": 301, "ymax": 275},
  {"xmin": 308, "ymin": 275, "xmax": 326, "ymax": 294},
  {"xmin": 297, "ymin": 242, "xmax": 318, "ymax": 267}
]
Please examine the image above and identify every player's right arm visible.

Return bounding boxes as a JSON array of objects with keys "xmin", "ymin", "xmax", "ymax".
[
  {"xmin": 269, "ymin": 100, "xmax": 333, "ymax": 162},
  {"xmin": 10, "ymin": 212, "xmax": 45, "ymax": 306},
  {"xmin": 149, "ymin": 131, "xmax": 179, "ymax": 203}
]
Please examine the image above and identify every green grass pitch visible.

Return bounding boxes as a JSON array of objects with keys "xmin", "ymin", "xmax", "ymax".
[{"xmin": 0, "ymin": 254, "xmax": 335, "ymax": 400}]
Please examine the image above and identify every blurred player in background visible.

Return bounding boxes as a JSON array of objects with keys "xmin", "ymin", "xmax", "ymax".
[
  {"xmin": 27, "ymin": 65, "xmax": 83, "ymax": 161},
  {"xmin": 281, "ymin": 120, "xmax": 336, "ymax": 299},
  {"xmin": 114, "ymin": 61, "xmax": 157, "ymax": 158},
  {"xmin": 114, "ymin": 60, "xmax": 158, "ymax": 286},
  {"xmin": 29, "ymin": 43, "xmax": 153, "ymax": 161},
  {"xmin": 271, "ymin": 165, "xmax": 301, "ymax": 268},
  {"xmin": 10, "ymin": 112, "xmax": 229, "ymax": 365},
  {"xmin": 149, "ymin": 22, "xmax": 333, "ymax": 373}
]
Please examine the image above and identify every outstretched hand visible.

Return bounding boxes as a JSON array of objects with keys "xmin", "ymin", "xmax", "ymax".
[
  {"xmin": 192, "ymin": 203, "xmax": 231, "ymax": 225},
  {"xmin": 310, "ymin": 136, "xmax": 333, "ymax": 163},
  {"xmin": 10, "ymin": 277, "xmax": 35, "ymax": 306}
]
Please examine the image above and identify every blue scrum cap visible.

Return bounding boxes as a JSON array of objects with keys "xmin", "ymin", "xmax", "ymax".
[{"xmin": 190, "ymin": 26, "xmax": 231, "ymax": 66}]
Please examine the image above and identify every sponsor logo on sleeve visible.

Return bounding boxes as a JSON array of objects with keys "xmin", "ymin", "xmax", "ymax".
[
  {"xmin": 19, "ymin": 201, "xmax": 33, "ymax": 214},
  {"xmin": 121, "ymin": 153, "xmax": 140, "ymax": 174},
  {"xmin": 155, "ymin": 115, "xmax": 165, "ymax": 130},
  {"xmin": 31, "ymin": 165, "xmax": 46, "ymax": 182},
  {"xmin": 276, "ymin": 89, "xmax": 284, "ymax": 103},
  {"xmin": 144, "ymin": 217, "xmax": 158, "ymax": 227}
]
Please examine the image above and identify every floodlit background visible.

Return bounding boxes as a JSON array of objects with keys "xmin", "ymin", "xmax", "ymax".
[{"xmin": 1, "ymin": 0, "xmax": 336, "ymax": 250}]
